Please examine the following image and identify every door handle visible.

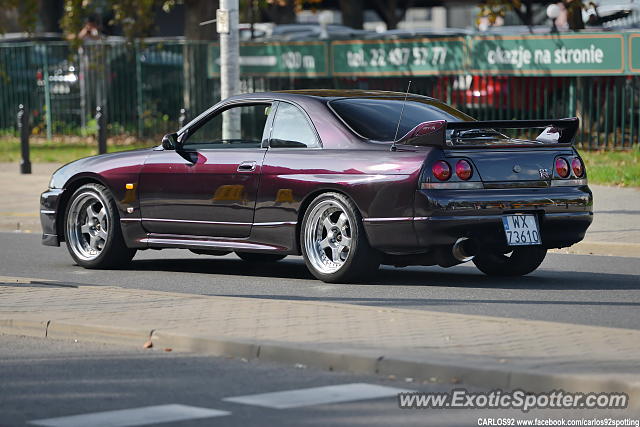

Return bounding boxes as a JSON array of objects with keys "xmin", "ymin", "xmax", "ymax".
[{"xmin": 237, "ymin": 161, "xmax": 257, "ymax": 172}]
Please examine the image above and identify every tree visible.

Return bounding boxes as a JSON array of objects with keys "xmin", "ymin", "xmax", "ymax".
[
  {"xmin": 261, "ymin": 0, "xmax": 297, "ymax": 24},
  {"xmin": 477, "ymin": 0, "xmax": 535, "ymax": 28},
  {"xmin": 259, "ymin": 0, "xmax": 322, "ymax": 25},
  {"xmin": 182, "ymin": 0, "xmax": 216, "ymax": 40},
  {"xmin": 38, "ymin": 0, "xmax": 64, "ymax": 33},
  {"xmin": 0, "ymin": 0, "xmax": 38, "ymax": 33},
  {"xmin": 340, "ymin": 0, "xmax": 364, "ymax": 29},
  {"xmin": 59, "ymin": 0, "xmax": 173, "ymax": 43},
  {"xmin": 370, "ymin": 0, "xmax": 414, "ymax": 30},
  {"xmin": 477, "ymin": 0, "xmax": 586, "ymax": 31},
  {"xmin": 564, "ymin": 0, "xmax": 585, "ymax": 30},
  {"xmin": 3, "ymin": 0, "xmax": 211, "ymax": 39}
]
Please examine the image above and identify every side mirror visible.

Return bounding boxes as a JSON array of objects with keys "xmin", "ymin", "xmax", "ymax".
[{"xmin": 162, "ymin": 132, "xmax": 179, "ymax": 150}]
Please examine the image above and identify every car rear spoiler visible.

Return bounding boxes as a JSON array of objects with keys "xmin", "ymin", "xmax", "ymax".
[{"xmin": 396, "ymin": 117, "xmax": 580, "ymax": 148}]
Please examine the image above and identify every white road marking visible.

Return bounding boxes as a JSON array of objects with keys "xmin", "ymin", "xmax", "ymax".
[
  {"xmin": 28, "ymin": 404, "xmax": 230, "ymax": 427},
  {"xmin": 223, "ymin": 382, "xmax": 409, "ymax": 409}
]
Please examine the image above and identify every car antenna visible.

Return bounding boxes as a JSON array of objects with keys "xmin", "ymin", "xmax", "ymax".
[{"xmin": 391, "ymin": 80, "xmax": 412, "ymax": 152}]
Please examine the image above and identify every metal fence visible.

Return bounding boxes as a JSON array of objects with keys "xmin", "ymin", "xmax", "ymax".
[{"xmin": 1, "ymin": 40, "xmax": 638, "ymax": 149}]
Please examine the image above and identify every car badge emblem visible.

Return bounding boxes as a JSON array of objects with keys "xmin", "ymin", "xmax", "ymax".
[
  {"xmin": 539, "ymin": 168, "xmax": 551, "ymax": 179},
  {"xmin": 513, "ymin": 165, "xmax": 522, "ymax": 173}
]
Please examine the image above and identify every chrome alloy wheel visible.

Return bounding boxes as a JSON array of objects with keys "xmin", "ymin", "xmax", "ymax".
[
  {"xmin": 304, "ymin": 199, "xmax": 353, "ymax": 274},
  {"xmin": 66, "ymin": 191, "xmax": 110, "ymax": 261}
]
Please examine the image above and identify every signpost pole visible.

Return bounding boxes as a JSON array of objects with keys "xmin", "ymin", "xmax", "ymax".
[
  {"xmin": 17, "ymin": 104, "xmax": 31, "ymax": 175},
  {"xmin": 218, "ymin": 0, "xmax": 240, "ymax": 140},
  {"xmin": 41, "ymin": 44, "xmax": 53, "ymax": 142},
  {"xmin": 96, "ymin": 106, "xmax": 107, "ymax": 155}
]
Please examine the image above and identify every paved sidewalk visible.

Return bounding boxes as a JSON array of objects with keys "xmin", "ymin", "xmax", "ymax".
[
  {"xmin": 0, "ymin": 162, "xmax": 637, "ymax": 256},
  {"xmin": 555, "ymin": 183, "xmax": 640, "ymax": 257},
  {"xmin": 0, "ymin": 163, "xmax": 58, "ymax": 233},
  {"xmin": 1, "ymin": 276, "xmax": 639, "ymax": 412}
]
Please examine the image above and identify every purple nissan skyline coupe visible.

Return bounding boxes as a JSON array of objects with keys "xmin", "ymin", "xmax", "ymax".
[{"xmin": 40, "ymin": 90, "xmax": 592, "ymax": 283}]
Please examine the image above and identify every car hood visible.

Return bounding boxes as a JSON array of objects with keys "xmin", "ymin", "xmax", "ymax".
[{"xmin": 49, "ymin": 146, "xmax": 156, "ymax": 189}]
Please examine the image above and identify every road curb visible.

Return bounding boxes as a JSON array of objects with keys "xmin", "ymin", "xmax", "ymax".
[{"xmin": 2, "ymin": 318, "xmax": 638, "ymax": 411}]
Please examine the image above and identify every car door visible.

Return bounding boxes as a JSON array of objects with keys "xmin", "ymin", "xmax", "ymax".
[
  {"xmin": 139, "ymin": 102, "xmax": 273, "ymax": 238},
  {"xmin": 255, "ymin": 101, "xmax": 323, "ymax": 225}
]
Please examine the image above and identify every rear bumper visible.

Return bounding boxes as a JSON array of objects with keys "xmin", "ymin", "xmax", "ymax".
[
  {"xmin": 412, "ymin": 211, "xmax": 592, "ymax": 250},
  {"xmin": 40, "ymin": 188, "xmax": 64, "ymax": 247},
  {"xmin": 364, "ymin": 185, "xmax": 593, "ymax": 253}
]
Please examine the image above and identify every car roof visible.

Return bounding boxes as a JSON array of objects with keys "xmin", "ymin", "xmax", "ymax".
[{"xmin": 269, "ymin": 89, "xmax": 439, "ymax": 103}]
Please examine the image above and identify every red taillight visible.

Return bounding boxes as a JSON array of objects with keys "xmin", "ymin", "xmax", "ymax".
[
  {"xmin": 455, "ymin": 160, "xmax": 473, "ymax": 180},
  {"xmin": 432, "ymin": 160, "xmax": 451, "ymax": 181},
  {"xmin": 571, "ymin": 157, "xmax": 584, "ymax": 177},
  {"xmin": 555, "ymin": 157, "xmax": 570, "ymax": 178}
]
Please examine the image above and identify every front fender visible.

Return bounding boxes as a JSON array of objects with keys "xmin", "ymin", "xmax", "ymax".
[{"xmin": 46, "ymin": 148, "xmax": 154, "ymax": 248}]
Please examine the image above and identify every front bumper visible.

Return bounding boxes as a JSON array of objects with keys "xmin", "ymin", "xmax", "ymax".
[{"xmin": 40, "ymin": 188, "xmax": 64, "ymax": 246}]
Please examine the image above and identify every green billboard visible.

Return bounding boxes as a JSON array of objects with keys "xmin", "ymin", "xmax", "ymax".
[
  {"xmin": 468, "ymin": 33, "xmax": 625, "ymax": 75},
  {"xmin": 208, "ymin": 41, "xmax": 329, "ymax": 78},
  {"xmin": 205, "ymin": 32, "xmax": 639, "ymax": 78},
  {"xmin": 331, "ymin": 38, "xmax": 466, "ymax": 76}
]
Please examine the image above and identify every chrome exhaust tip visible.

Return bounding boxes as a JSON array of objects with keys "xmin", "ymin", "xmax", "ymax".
[{"xmin": 452, "ymin": 237, "xmax": 474, "ymax": 263}]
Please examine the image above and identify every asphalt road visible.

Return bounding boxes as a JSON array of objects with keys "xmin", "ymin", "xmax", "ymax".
[
  {"xmin": 0, "ymin": 334, "xmax": 441, "ymax": 427},
  {"xmin": 0, "ymin": 334, "xmax": 632, "ymax": 427},
  {"xmin": 1, "ymin": 232, "xmax": 639, "ymax": 330}
]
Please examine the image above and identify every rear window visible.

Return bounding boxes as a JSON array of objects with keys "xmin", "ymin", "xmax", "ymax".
[{"xmin": 329, "ymin": 97, "xmax": 474, "ymax": 142}]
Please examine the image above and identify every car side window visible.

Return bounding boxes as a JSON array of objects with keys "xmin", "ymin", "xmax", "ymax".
[
  {"xmin": 269, "ymin": 102, "xmax": 319, "ymax": 148},
  {"xmin": 183, "ymin": 104, "xmax": 271, "ymax": 149}
]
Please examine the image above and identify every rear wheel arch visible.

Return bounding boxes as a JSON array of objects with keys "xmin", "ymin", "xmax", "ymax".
[
  {"xmin": 295, "ymin": 188, "xmax": 366, "ymax": 254},
  {"xmin": 298, "ymin": 191, "xmax": 381, "ymax": 282}
]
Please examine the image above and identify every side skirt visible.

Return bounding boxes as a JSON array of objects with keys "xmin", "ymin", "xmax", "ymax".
[
  {"xmin": 120, "ymin": 220, "xmax": 299, "ymax": 254},
  {"xmin": 141, "ymin": 233, "xmax": 289, "ymax": 254}
]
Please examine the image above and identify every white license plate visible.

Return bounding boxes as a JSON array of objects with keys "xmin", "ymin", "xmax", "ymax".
[{"xmin": 502, "ymin": 215, "xmax": 541, "ymax": 246}]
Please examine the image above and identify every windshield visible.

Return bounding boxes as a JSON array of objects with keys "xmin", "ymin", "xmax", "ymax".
[{"xmin": 329, "ymin": 97, "xmax": 474, "ymax": 142}]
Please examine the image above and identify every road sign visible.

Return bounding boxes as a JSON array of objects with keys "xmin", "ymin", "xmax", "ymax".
[
  {"xmin": 331, "ymin": 38, "xmax": 466, "ymax": 76},
  {"xmin": 216, "ymin": 9, "xmax": 229, "ymax": 34},
  {"xmin": 468, "ymin": 33, "xmax": 625, "ymax": 75}
]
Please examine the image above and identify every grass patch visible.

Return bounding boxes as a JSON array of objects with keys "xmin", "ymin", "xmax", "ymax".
[
  {"xmin": 580, "ymin": 146, "xmax": 639, "ymax": 187},
  {"xmin": 0, "ymin": 137, "xmax": 154, "ymax": 164}
]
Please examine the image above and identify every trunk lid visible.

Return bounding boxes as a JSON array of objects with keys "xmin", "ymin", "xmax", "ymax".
[{"xmin": 445, "ymin": 146, "xmax": 574, "ymax": 183}]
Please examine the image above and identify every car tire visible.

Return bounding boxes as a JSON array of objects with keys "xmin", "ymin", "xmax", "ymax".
[
  {"xmin": 64, "ymin": 183, "xmax": 136, "ymax": 269},
  {"xmin": 472, "ymin": 246, "xmax": 547, "ymax": 276},
  {"xmin": 300, "ymin": 192, "xmax": 380, "ymax": 283},
  {"xmin": 236, "ymin": 252, "xmax": 287, "ymax": 262}
]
